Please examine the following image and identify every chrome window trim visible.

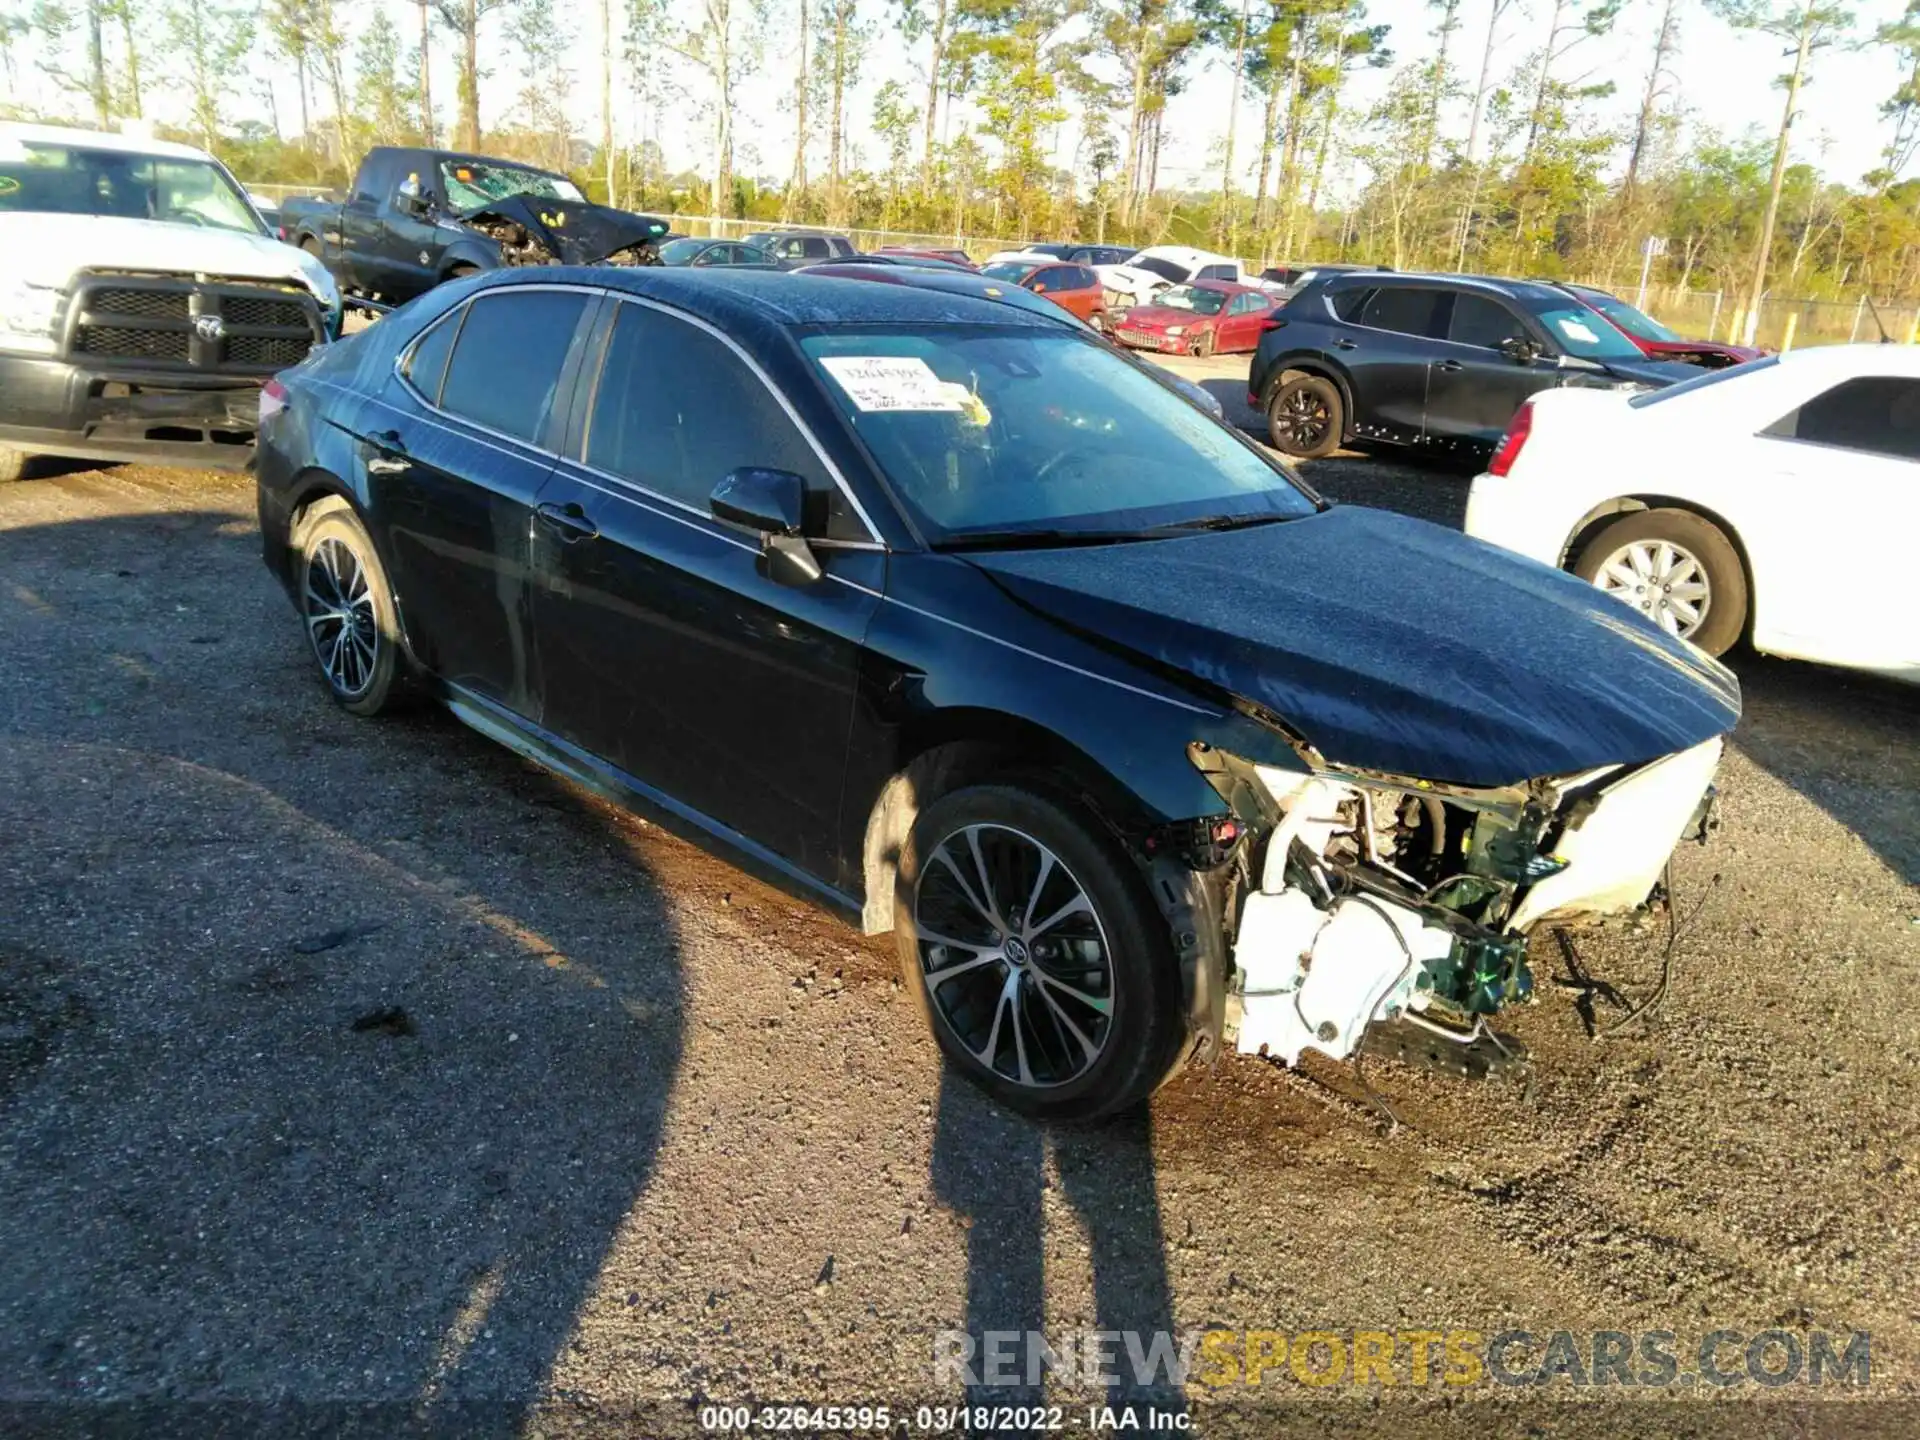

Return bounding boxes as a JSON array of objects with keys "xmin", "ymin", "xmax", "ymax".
[{"xmin": 394, "ymin": 281, "xmax": 601, "ymax": 455}]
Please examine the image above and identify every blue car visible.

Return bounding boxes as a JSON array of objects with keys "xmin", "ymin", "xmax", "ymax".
[{"xmin": 255, "ymin": 267, "xmax": 1738, "ymax": 1120}]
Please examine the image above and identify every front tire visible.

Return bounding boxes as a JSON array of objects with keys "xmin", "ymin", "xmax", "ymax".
[
  {"xmin": 292, "ymin": 498, "xmax": 408, "ymax": 715},
  {"xmin": 0, "ymin": 445, "xmax": 28, "ymax": 483},
  {"xmin": 894, "ymin": 785, "xmax": 1186, "ymax": 1122},
  {"xmin": 1573, "ymin": 507, "xmax": 1747, "ymax": 656},
  {"xmin": 1266, "ymin": 374, "xmax": 1343, "ymax": 458},
  {"xmin": 1192, "ymin": 328, "xmax": 1215, "ymax": 359}
]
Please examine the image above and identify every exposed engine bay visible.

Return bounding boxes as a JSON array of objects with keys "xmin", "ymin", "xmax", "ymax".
[
  {"xmin": 1187, "ymin": 738, "xmax": 1722, "ymax": 1069},
  {"xmin": 460, "ymin": 195, "xmax": 669, "ymax": 269}
]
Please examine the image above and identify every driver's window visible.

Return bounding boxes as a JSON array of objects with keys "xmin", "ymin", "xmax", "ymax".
[
  {"xmin": 1449, "ymin": 294, "xmax": 1529, "ymax": 351},
  {"xmin": 585, "ymin": 302, "xmax": 864, "ymax": 538}
]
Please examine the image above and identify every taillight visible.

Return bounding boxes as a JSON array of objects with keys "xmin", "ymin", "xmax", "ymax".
[
  {"xmin": 258, "ymin": 378, "xmax": 288, "ymax": 426},
  {"xmin": 1488, "ymin": 400, "xmax": 1533, "ymax": 477},
  {"xmin": 1260, "ymin": 311, "xmax": 1288, "ymax": 331}
]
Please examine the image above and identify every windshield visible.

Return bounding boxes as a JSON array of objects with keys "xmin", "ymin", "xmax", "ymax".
[
  {"xmin": 0, "ymin": 140, "xmax": 264, "ymax": 234},
  {"xmin": 659, "ymin": 237, "xmax": 709, "ymax": 263},
  {"xmin": 1131, "ymin": 255, "xmax": 1192, "ymax": 285},
  {"xmin": 1154, "ymin": 286, "xmax": 1227, "ymax": 315},
  {"xmin": 1535, "ymin": 305, "xmax": 1644, "ymax": 361},
  {"xmin": 802, "ymin": 326, "xmax": 1315, "ymax": 544},
  {"xmin": 1579, "ymin": 291, "xmax": 1679, "ymax": 344},
  {"xmin": 437, "ymin": 159, "xmax": 584, "ymax": 210},
  {"xmin": 981, "ymin": 261, "xmax": 1038, "ymax": 282}
]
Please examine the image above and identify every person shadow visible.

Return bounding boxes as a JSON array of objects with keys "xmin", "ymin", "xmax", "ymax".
[{"xmin": 930, "ymin": 1076, "xmax": 1186, "ymax": 1435}]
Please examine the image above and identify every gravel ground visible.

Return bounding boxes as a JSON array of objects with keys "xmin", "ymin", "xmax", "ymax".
[{"xmin": 1, "ymin": 373, "xmax": 1917, "ymax": 1438}]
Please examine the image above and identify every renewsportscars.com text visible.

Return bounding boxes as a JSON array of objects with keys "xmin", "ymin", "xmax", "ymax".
[{"xmin": 934, "ymin": 1327, "xmax": 1872, "ymax": 1390}]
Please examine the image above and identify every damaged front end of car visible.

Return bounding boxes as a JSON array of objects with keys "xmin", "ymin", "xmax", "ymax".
[
  {"xmin": 459, "ymin": 195, "xmax": 674, "ymax": 268},
  {"xmin": 1173, "ymin": 733, "xmax": 1721, "ymax": 1074}
]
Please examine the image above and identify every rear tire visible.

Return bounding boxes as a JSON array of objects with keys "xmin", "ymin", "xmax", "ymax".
[
  {"xmin": 292, "ymin": 498, "xmax": 409, "ymax": 716},
  {"xmin": 1572, "ymin": 507, "xmax": 1747, "ymax": 656},
  {"xmin": 894, "ymin": 784, "xmax": 1187, "ymax": 1123},
  {"xmin": 1266, "ymin": 374, "xmax": 1343, "ymax": 459}
]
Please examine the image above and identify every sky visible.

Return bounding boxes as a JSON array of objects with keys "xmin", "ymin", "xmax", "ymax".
[{"xmin": 8, "ymin": 0, "xmax": 1913, "ymax": 204}]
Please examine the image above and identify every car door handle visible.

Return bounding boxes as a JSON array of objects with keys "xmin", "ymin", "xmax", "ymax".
[
  {"xmin": 363, "ymin": 428, "xmax": 409, "ymax": 474},
  {"xmin": 536, "ymin": 500, "xmax": 599, "ymax": 542},
  {"xmin": 1333, "ymin": 337, "xmax": 1358, "ymax": 350},
  {"xmin": 1437, "ymin": 359, "xmax": 1464, "ymax": 371}
]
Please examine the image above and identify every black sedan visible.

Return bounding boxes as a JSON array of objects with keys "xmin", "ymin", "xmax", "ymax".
[{"xmin": 255, "ymin": 269, "xmax": 1739, "ymax": 1121}]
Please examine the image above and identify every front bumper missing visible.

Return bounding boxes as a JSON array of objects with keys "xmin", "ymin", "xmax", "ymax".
[{"xmin": 1196, "ymin": 738, "xmax": 1725, "ymax": 1070}]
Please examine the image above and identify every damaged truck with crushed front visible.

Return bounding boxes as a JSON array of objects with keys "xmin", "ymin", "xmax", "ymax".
[{"xmin": 279, "ymin": 146, "xmax": 671, "ymax": 307}]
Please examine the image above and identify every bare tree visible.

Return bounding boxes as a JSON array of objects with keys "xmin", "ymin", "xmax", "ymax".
[
  {"xmin": 1708, "ymin": 0, "xmax": 1853, "ymax": 339},
  {"xmin": 666, "ymin": 0, "xmax": 763, "ymax": 217},
  {"xmin": 432, "ymin": 0, "xmax": 519, "ymax": 151},
  {"xmin": 1625, "ymin": 0, "xmax": 1682, "ymax": 193}
]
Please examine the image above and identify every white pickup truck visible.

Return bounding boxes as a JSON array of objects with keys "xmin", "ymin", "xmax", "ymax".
[
  {"xmin": 1095, "ymin": 245, "xmax": 1277, "ymax": 310},
  {"xmin": 0, "ymin": 121, "xmax": 342, "ymax": 479}
]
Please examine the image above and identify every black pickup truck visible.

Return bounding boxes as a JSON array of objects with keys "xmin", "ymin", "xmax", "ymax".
[{"xmin": 280, "ymin": 146, "xmax": 671, "ymax": 305}]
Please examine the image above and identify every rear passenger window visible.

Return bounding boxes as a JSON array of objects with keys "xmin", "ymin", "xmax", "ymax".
[
  {"xmin": 437, "ymin": 290, "xmax": 589, "ymax": 443},
  {"xmin": 1763, "ymin": 376, "xmax": 1920, "ymax": 461},
  {"xmin": 1449, "ymin": 294, "xmax": 1530, "ymax": 350},
  {"xmin": 1330, "ymin": 286, "xmax": 1372, "ymax": 321},
  {"xmin": 1197, "ymin": 263, "xmax": 1236, "ymax": 282},
  {"xmin": 585, "ymin": 302, "xmax": 865, "ymax": 539},
  {"xmin": 1359, "ymin": 287, "xmax": 1449, "ymax": 338},
  {"xmin": 804, "ymin": 237, "xmax": 831, "ymax": 258},
  {"xmin": 404, "ymin": 308, "xmax": 461, "ymax": 404}
]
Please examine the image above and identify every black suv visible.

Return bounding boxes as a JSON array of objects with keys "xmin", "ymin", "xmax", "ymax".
[{"xmin": 1249, "ymin": 273, "xmax": 1700, "ymax": 460}]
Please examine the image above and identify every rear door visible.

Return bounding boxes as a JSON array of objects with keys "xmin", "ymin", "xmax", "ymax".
[
  {"xmin": 1746, "ymin": 375, "xmax": 1919, "ymax": 673},
  {"xmin": 1340, "ymin": 284, "xmax": 1454, "ymax": 443},
  {"xmin": 1218, "ymin": 291, "xmax": 1271, "ymax": 352},
  {"xmin": 1422, "ymin": 291, "xmax": 1552, "ymax": 446},
  {"xmin": 366, "ymin": 286, "xmax": 597, "ymax": 717},
  {"xmin": 337, "ymin": 153, "xmax": 394, "ymax": 294},
  {"xmin": 529, "ymin": 295, "xmax": 884, "ymax": 881}
]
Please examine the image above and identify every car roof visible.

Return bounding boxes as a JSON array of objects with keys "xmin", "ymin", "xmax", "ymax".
[
  {"xmin": 0, "ymin": 120, "xmax": 217, "ymax": 162},
  {"xmin": 1316, "ymin": 269, "xmax": 1584, "ymax": 308},
  {"xmin": 472, "ymin": 265, "xmax": 1056, "ymax": 331},
  {"xmin": 1767, "ymin": 341, "xmax": 1920, "ymax": 378},
  {"xmin": 1130, "ymin": 245, "xmax": 1237, "ymax": 266},
  {"xmin": 1185, "ymin": 279, "xmax": 1260, "ymax": 294}
]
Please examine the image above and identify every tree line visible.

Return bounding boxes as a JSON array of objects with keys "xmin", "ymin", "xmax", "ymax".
[{"xmin": 5, "ymin": 0, "xmax": 1920, "ymax": 319}]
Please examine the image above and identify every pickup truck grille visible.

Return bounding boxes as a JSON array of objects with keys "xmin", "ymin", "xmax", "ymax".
[{"xmin": 65, "ymin": 275, "xmax": 323, "ymax": 375}]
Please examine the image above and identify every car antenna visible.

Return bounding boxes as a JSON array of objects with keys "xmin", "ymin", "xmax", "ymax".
[{"xmin": 1864, "ymin": 294, "xmax": 1894, "ymax": 344}]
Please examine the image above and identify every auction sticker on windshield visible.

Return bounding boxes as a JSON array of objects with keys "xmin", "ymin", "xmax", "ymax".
[
  {"xmin": 819, "ymin": 356, "xmax": 967, "ymax": 412},
  {"xmin": 1555, "ymin": 315, "xmax": 1601, "ymax": 345}
]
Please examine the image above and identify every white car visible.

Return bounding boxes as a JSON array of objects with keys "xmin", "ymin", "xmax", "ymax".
[
  {"xmin": 1095, "ymin": 245, "xmax": 1267, "ymax": 310},
  {"xmin": 0, "ymin": 121, "xmax": 341, "ymax": 479},
  {"xmin": 1465, "ymin": 344, "xmax": 1918, "ymax": 682}
]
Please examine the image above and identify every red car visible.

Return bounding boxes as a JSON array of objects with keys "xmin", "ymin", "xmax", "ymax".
[
  {"xmin": 978, "ymin": 258, "xmax": 1109, "ymax": 328},
  {"xmin": 1110, "ymin": 280, "xmax": 1279, "ymax": 357},
  {"xmin": 1555, "ymin": 283, "xmax": 1765, "ymax": 369},
  {"xmin": 874, "ymin": 245, "xmax": 976, "ymax": 269}
]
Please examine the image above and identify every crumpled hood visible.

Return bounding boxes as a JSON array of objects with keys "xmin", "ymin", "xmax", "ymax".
[
  {"xmin": 1096, "ymin": 264, "xmax": 1177, "ymax": 298},
  {"xmin": 967, "ymin": 506, "xmax": 1741, "ymax": 788},
  {"xmin": 459, "ymin": 195, "xmax": 671, "ymax": 265},
  {"xmin": 1597, "ymin": 354, "xmax": 1705, "ymax": 387},
  {"xmin": 0, "ymin": 212, "xmax": 338, "ymax": 305}
]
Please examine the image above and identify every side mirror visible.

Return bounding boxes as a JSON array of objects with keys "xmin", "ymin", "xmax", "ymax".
[
  {"xmin": 395, "ymin": 175, "xmax": 428, "ymax": 216},
  {"xmin": 711, "ymin": 467, "xmax": 821, "ymax": 585},
  {"xmin": 1498, "ymin": 335, "xmax": 1540, "ymax": 364},
  {"xmin": 1030, "ymin": 282, "xmax": 1048, "ymax": 293}
]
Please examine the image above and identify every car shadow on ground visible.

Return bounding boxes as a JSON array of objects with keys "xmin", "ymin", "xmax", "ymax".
[
  {"xmin": 1728, "ymin": 653, "xmax": 1920, "ymax": 888},
  {"xmin": 0, "ymin": 508, "xmax": 685, "ymax": 1431}
]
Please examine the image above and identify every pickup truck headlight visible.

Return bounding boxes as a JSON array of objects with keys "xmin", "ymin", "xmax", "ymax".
[
  {"xmin": 0, "ymin": 278, "xmax": 64, "ymax": 354},
  {"xmin": 1164, "ymin": 325, "xmax": 1185, "ymax": 337}
]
